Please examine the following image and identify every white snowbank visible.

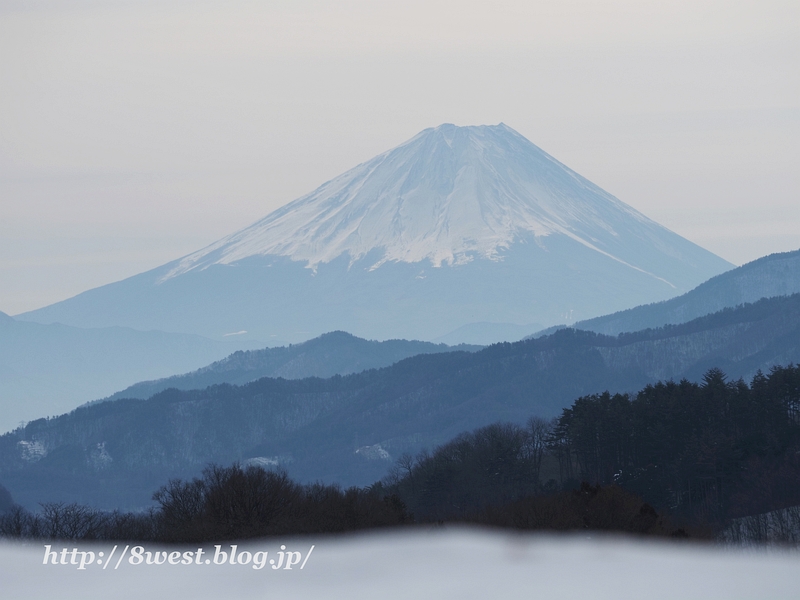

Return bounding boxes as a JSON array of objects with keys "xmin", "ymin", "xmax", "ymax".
[{"xmin": 2, "ymin": 527, "xmax": 798, "ymax": 600}]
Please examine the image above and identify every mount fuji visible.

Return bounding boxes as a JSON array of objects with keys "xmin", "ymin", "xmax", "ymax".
[{"xmin": 17, "ymin": 124, "xmax": 733, "ymax": 343}]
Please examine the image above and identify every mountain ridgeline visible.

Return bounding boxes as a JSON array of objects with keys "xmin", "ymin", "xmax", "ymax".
[
  {"xmin": 571, "ymin": 248, "xmax": 800, "ymax": 336},
  {"xmin": 103, "ymin": 331, "xmax": 481, "ymax": 403},
  {"xmin": 0, "ymin": 314, "xmax": 260, "ymax": 434},
  {"xmin": 2, "ymin": 293, "xmax": 800, "ymax": 510},
  {"xmin": 15, "ymin": 124, "xmax": 731, "ymax": 343}
]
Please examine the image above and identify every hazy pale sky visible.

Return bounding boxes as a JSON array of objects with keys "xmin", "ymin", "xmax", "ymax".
[{"xmin": 1, "ymin": 0, "xmax": 798, "ymax": 315}]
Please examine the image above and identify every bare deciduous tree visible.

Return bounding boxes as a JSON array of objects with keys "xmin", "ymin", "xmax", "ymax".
[{"xmin": 524, "ymin": 416, "xmax": 553, "ymax": 490}]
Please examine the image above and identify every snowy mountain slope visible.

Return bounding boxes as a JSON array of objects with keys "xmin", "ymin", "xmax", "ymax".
[
  {"xmin": 164, "ymin": 123, "xmax": 724, "ymax": 286},
  {"xmin": 16, "ymin": 124, "xmax": 733, "ymax": 342}
]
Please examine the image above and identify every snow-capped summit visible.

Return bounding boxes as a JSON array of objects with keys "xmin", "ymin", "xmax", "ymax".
[
  {"xmin": 18, "ymin": 124, "xmax": 733, "ymax": 343},
  {"xmin": 165, "ymin": 124, "xmax": 677, "ymax": 286}
]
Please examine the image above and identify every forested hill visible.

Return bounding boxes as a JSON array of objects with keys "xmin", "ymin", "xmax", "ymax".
[
  {"xmin": 0, "ymin": 483, "xmax": 13, "ymax": 514},
  {"xmin": 102, "ymin": 331, "xmax": 481, "ymax": 403},
  {"xmin": 2, "ymin": 293, "xmax": 800, "ymax": 510},
  {"xmin": 572, "ymin": 248, "xmax": 800, "ymax": 335},
  {"xmin": 548, "ymin": 365, "xmax": 800, "ymax": 523},
  {"xmin": 383, "ymin": 365, "xmax": 800, "ymax": 528}
]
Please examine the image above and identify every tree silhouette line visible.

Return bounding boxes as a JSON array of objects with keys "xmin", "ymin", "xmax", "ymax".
[{"xmin": 2, "ymin": 365, "xmax": 798, "ymax": 542}]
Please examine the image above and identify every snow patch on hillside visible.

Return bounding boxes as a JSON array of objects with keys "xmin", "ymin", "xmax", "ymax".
[
  {"xmin": 17, "ymin": 440, "xmax": 46, "ymax": 462},
  {"xmin": 355, "ymin": 444, "xmax": 391, "ymax": 461}
]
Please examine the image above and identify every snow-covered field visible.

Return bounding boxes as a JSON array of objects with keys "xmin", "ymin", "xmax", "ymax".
[{"xmin": 2, "ymin": 528, "xmax": 798, "ymax": 600}]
